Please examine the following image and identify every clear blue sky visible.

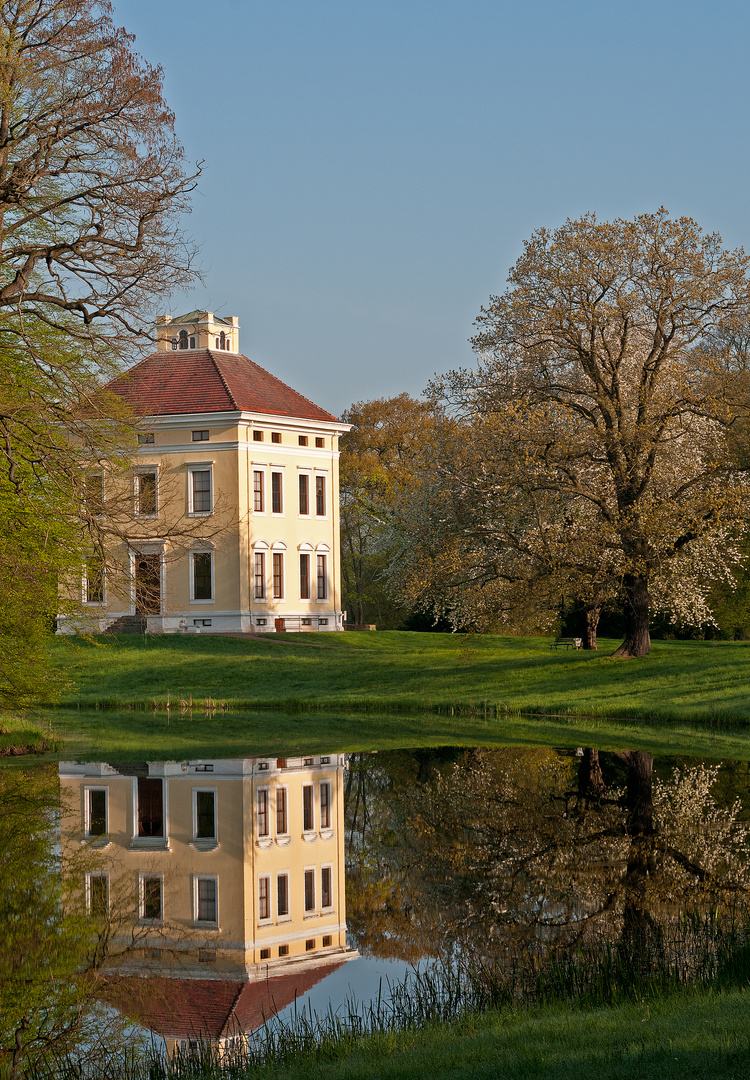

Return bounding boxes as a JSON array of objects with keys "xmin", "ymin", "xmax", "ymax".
[{"xmin": 113, "ymin": 0, "xmax": 750, "ymax": 415}]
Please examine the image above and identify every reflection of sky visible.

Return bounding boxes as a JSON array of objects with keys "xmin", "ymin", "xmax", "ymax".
[{"xmin": 270, "ymin": 956, "xmax": 416, "ymax": 1026}]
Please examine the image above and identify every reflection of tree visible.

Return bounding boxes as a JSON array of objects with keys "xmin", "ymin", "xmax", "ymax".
[
  {"xmin": 0, "ymin": 768, "xmax": 129, "ymax": 1078},
  {"xmin": 346, "ymin": 749, "xmax": 750, "ymax": 983}
]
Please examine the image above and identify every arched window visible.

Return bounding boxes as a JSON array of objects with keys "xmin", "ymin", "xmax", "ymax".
[
  {"xmin": 179, "ymin": 330, "xmax": 188, "ymax": 350},
  {"xmin": 219, "ymin": 331, "xmax": 226, "ymax": 350}
]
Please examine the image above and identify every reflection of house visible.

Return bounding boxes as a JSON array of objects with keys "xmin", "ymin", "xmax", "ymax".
[
  {"xmin": 60, "ymin": 310, "xmax": 350, "ymax": 633},
  {"xmin": 60, "ymin": 754, "xmax": 356, "ymax": 1045}
]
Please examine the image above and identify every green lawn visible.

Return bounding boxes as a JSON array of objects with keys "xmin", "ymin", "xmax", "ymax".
[
  {"xmin": 259, "ymin": 990, "xmax": 750, "ymax": 1080},
  {"xmin": 50, "ymin": 629, "xmax": 750, "ymax": 720}
]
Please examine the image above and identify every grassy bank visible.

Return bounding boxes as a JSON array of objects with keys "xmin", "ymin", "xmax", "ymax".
[
  {"xmin": 50, "ymin": 630, "xmax": 750, "ymax": 722},
  {"xmin": 257, "ymin": 990, "xmax": 750, "ymax": 1080},
  {"xmin": 0, "ymin": 713, "xmax": 57, "ymax": 757}
]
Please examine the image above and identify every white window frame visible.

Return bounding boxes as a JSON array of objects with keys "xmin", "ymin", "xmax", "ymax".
[
  {"xmin": 314, "ymin": 472, "xmax": 328, "ymax": 518},
  {"xmin": 253, "ymin": 545, "xmax": 268, "ymax": 600},
  {"xmin": 192, "ymin": 787, "xmax": 217, "ymax": 842},
  {"xmin": 193, "ymin": 873, "xmax": 219, "ymax": 927},
  {"xmin": 276, "ymin": 871, "xmax": 291, "ymax": 921},
  {"xmin": 302, "ymin": 782, "xmax": 316, "ymax": 838},
  {"xmin": 258, "ymin": 874, "xmax": 272, "ymax": 923},
  {"xmin": 138, "ymin": 872, "xmax": 164, "ymax": 923},
  {"xmin": 316, "ymin": 549, "xmax": 329, "ymax": 603},
  {"xmin": 271, "ymin": 546, "xmax": 286, "ymax": 601},
  {"xmin": 320, "ymin": 863, "xmax": 334, "ymax": 911},
  {"xmin": 299, "ymin": 550, "xmax": 313, "ymax": 603},
  {"xmin": 190, "ymin": 548, "xmax": 215, "ymax": 603},
  {"xmin": 303, "ymin": 866, "xmax": 316, "ymax": 916},
  {"xmin": 187, "ymin": 463, "xmax": 213, "ymax": 516},
  {"xmin": 84, "ymin": 785, "xmax": 108, "ymax": 838},
  {"xmin": 253, "ymin": 468, "xmax": 266, "ymax": 514},
  {"xmin": 297, "ymin": 470, "xmax": 312, "ymax": 517},
  {"xmin": 86, "ymin": 871, "xmax": 110, "ymax": 916},
  {"xmin": 319, "ymin": 780, "xmax": 333, "ymax": 835},
  {"xmin": 256, "ymin": 785, "xmax": 272, "ymax": 844},
  {"xmin": 83, "ymin": 560, "xmax": 105, "ymax": 606},
  {"xmin": 275, "ymin": 784, "xmax": 290, "ymax": 841},
  {"xmin": 270, "ymin": 469, "xmax": 284, "ymax": 516},
  {"xmin": 134, "ymin": 467, "xmax": 159, "ymax": 518}
]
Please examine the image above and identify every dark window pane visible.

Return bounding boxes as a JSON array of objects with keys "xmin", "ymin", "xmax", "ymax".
[
  {"xmin": 276, "ymin": 788, "xmax": 287, "ymax": 834},
  {"xmin": 193, "ymin": 552, "xmax": 212, "ymax": 599},
  {"xmin": 192, "ymin": 470, "xmax": 211, "ymax": 512},
  {"xmin": 90, "ymin": 875, "xmax": 108, "ymax": 917},
  {"xmin": 88, "ymin": 789, "xmax": 106, "ymax": 835},
  {"xmin": 304, "ymin": 869, "xmax": 315, "ymax": 912},
  {"xmin": 259, "ymin": 876, "xmax": 269, "ymax": 919},
  {"xmin": 196, "ymin": 791, "xmax": 215, "ymax": 838},
  {"xmin": 321, "ymin": 866, "xmax": 332, "ymax": 908},
  {"xmin": 316, "ymin": 475, "xmax": 325, "ymax": 515},
  {"xmin": 299, "ymin": 474, "xmax": 309, "ymax": 514},
  {"xmin": 303, "ymin": 784, "xmax": 313, "ymax": 831},
  {"xmin": 138, "ymin": 472, "xmax": 157, "ymax": 514},
  {"xmin": 143, "ymin": 876, "xmax": 162, "ymax": 920},
  {"xmin": 138, "ymin": 778, "xmax": 163, "ymax": 837},
  {"xmin": 300, "ymin": 554, "xmax": 310, "ymax": 600},
  {"xmin": 271, "ymin": 472, "xmax": 282, "ymax": 513},
  {"xmin": 257, "ymin": 789, "xmax": 268, "ymax": 836},
  {"xmin": 197, "ymin": 877, "xmax": 217, "ymax": 922},
  {"xmin": 277, "ymin": 874, "xmax": 289, "ymax": 917},
  {"xmin": 320, "ymin": 782, "xmax": 331, "ymax": 830}
]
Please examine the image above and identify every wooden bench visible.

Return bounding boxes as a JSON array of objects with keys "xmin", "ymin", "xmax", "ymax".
[{"xmin": 550, "ymin": 636, "xmax": 583, "ymax": 650}]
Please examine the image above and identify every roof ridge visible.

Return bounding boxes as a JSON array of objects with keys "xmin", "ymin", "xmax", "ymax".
[{"xmin": 208, "ymin": 350, "xmax": 239, "ymax": 409}]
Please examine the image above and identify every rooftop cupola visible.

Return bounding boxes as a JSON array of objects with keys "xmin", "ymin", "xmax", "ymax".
[{"xmin": 155, "ymin": 310, "xmax": 240, "ymax": 353}]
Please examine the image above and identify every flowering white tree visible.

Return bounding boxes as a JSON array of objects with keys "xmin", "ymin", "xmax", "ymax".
[{"xmin": 393, "ymin": 211, "xmax": 750, "ymax": 656}]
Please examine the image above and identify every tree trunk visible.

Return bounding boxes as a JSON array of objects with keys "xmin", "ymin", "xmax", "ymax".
[
  {"xmin": 575, "ymin": 748, "xmax": 607, "ymax": 815},
  {"xmin": 577, "ymin": 605, "xmax": 600, "ymax": 650},
  {"xmin": 611, "ymin": 573, "xmax": 651, "ymax": 658},
  {"xmin": 616, "ymin": 750, "xmax": 659, "ymax": 966}
]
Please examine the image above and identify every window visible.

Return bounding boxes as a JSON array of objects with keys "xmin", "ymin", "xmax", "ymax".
[
  {"xmin": 84, "ymin": 473, "xmax": 104, "ymax": 517},
  {"xmin": 272, "ymin": 552, "xmax": 284, "ymax": 599},
  {"xmin": 320, "ymin": 781, "xmax": 331, "ymax": 830},
  {"xmin": 303, "ymin": 784, "xmax": 314, "ymax": 831},
  {"xmin": 254, "ymin": 552, "xmax": 266, "ymax": 599},
  {"xmin": 306, "ymin": 938, "xmax": 316, "ymax": 951},
  {"xmin": 85, "ymin": 788, "xmax": 107, "ymax": 836},
  {"xmin": 215, "ymin": 337, "xmax": 220, "ymax": 349},
  {"xmin": 322, "ymin": 934, "xmax": 332, "ymax": 947},
  {"xmin": 195, "ymin": 876, "xmax": 218, "ymax": 923},
  {"xmin": 220, "ymin": 331, "xmax": 226, "ymax": 349},
  {"xmin": 321, "ymin": 866, "xmax": 332, "ymax": 909},
  {"xmin": 316, "ymin": 555, "xmax": 327, "ymax": 600},
  {"xmin": 140, "ymin": 874, "xmax": 163, "ymax": 921},
  {"xmin": 271, "ymin": 472, "xmax": 283, "ymax": 513},
  {"xmin": 189, "ymin": 335, "xmax": 196, "ymax": 349},
  {"xmin": 300, "ymin": 554, "xmax": 310, "ymax": 600},
  {"xmin": 86, "ymin": 558, "xmax": 104, "ymax": 604},
  {"xmin": 298, "ymin": 474, "xmax": 309, "ymax": 515},
  {"xmin": 272, "ymin": 432, "xmax": 281, "ymax": 444},
  {"xmin": 192, "ymin": 551, "xmax": 213, "ymax": 600},
  {"xmin": 304, "ymin": 869, "xmax": 315, "ymax": 913},
  {"xmin": 276, "ymin": 786, "xmax": 288, "ymax": 835},
  {"xmin": 195, "ymin": 790, "xmax": 216, "ymax": 839},
  {"xmin": 136, "ymin": 471, "xmax": 157, "ymax": 516},
  {"xmin": 179, "ymin": 329, "xmax": 188, "ymax": 350},
  {"xmin": 137, "ymin": 777, "xmax": 164, "ymax": 838},
  {"xmin": 253, "ymin": 471, "xmax": 264, "ymax": 512},
  {"xmin": 315, "ymin": 437, "xmax": 324, "ymax": 448},
  {"xmin": 138, "ymin": 433, "xmax": 155, "ymax": 445},
  {"xmin": 260, "ymin": 948, "xmax": 271, "ymax": 960},
  {"xmin": 190, "ymin": 469, "xmax": 212, "ymax": 513},
  {"xmin": 253, "ymin": 430, "xmax": 263, "ymax": 442},
  {"xmin": 258, "ymin": 875, "xmax": 270, "ymax": 920},
  {"xmin": 315, "ymin": 476, "xmax": 326, "ymax": 516},
  {"xmin": 257, "ymin": 788, "xmax": 269, "ymax": 837},
  {"xmin": 298, "ymin": 435, "xmax": 308, "ymax": 446},
  {"xmin": 87, "ymin": 873, "xmax": 109, "ymax": 917},
  {"xmin": 192, "ymin": 430, "xmax": 209, "ymax": 442},
  {"xmin": 278, "ymin": 944, "xmax": 289, "ymax": 956},
  {"xmin": 277, "ymin": 873, "xmax": 289, "ymax": 917}
]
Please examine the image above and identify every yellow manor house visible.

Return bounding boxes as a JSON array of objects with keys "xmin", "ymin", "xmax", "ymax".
[{"xmin": 62, "ymin": 310, "xmax": 350, "ymax": 635}]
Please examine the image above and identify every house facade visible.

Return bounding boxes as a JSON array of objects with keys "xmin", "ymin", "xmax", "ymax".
[
  {"xmin": 60, "ymin": 752, "xmax": 356, "ymax": 1048},
  {"xmin": 62, "ymin": 311, "xmax": 350, "ymax": 634}
]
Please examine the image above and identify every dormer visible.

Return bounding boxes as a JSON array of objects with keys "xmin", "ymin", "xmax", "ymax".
[{"xmin": 155, "ymin": 311, "xmax": 240, "ymax": 353}]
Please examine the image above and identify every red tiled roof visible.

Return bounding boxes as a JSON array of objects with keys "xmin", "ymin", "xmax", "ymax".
[
  {"xmin": 105, "ymin": 350, "xmax": 337, "ymax": 422},
  {"xmin": 102, "ymin": 961, "xmax": 347, "ymax": 1040}
]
